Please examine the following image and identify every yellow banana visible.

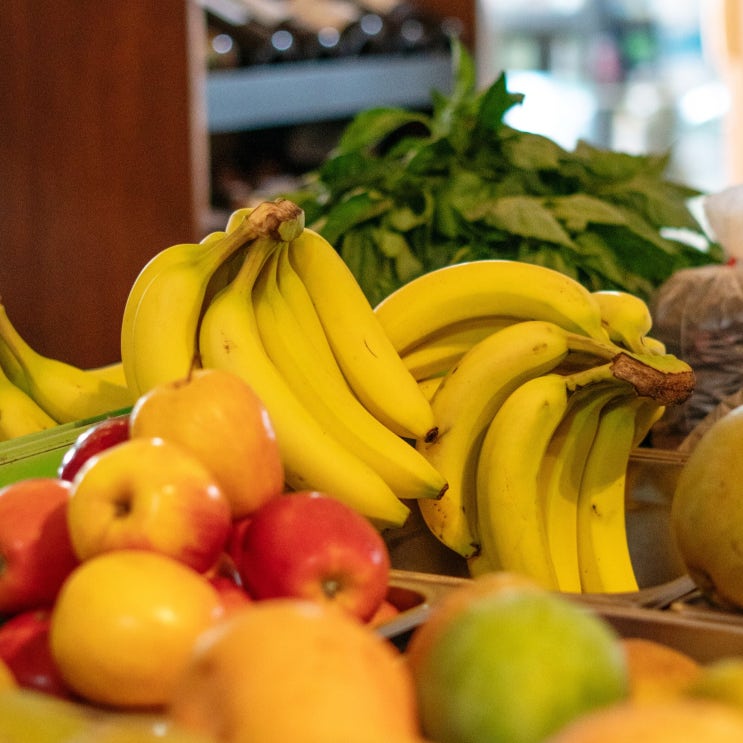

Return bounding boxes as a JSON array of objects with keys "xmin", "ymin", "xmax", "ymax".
[
  {"xmin": 287, "ymin": 228, "xmax": 435, "ymax": 441},
  {"xmin": 0, "ymin": 361, "xmax": 57, "ymax": 440},
  {"xmin": 401, "ymin": 316, "xmax": 516, "ymax": 381},
  {"xmin": 274, "ymin": 246, "xmax": 348, "ymax": 387},
  {"xmin": 418, "ymin": 375, "xmax": 444, "ymax": 402},
  {"xmin": 120, "ymin": 230, "xmax": 227, "ymax": 393},
  {"xmin": 474, "ymin": 361, "xmax": 635, "ymax": 589},
  {"xmin": 122, "ymin": 201, "xmax": 294, "ymax": 398},
  {"xmin": 198, "ymin": 215, "xmax": 410, "ymax": 530},
  {"xmin": 475, "ymin": 372, "xmax": 573, "ymax": 588},
  {"xmin": 252, "ymin": 246, "xmax": 447, "ymax": 502},
  {"xmin": 374, "ymin": 260, "xmax": 610, "ymax": 355},
  {"xmin": 539, "ymin": 384, "xmax": 634, "ymax": 593},
  {"xmin": 0, "ymin": 332, "xmax": 29, "ymax": 393},
  {"xmin": 576, "ymin": 396, "xmax": 644, "ymax": 593},
  {"xmin": 416, "ymin": 321, "xmax": 582, "ymax": 560},
  {"xmin": 0, "ymin": 302, "xmax": 133, "ymax": 424},
  {"xmin": 84, "ymin": 361, "xmax": 128, "ymax": 387},
  {"xmin": 592, "ymin": 289, "xmax": 661, "ymax": 354}
]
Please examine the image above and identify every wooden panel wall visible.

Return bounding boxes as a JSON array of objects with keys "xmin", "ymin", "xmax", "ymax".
[{"xmin": 0, "ymin": 1, "xmax": 209, "ymax": 368}]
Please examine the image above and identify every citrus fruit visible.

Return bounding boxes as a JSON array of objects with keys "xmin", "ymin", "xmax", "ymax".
[
  {"xmin": 543, "ymin": 698, "xmax": 743, "ymax": 742},
  {"xmin": 411, "ymin": 587, "xmax": 628, "ymax": 743},
  {"xmin": 49, "ymin": 549, "xmax": 222, "ymax": 708},
  {"xmin": 168, "ymin": 598, "xmax": 423, "ymax": 743}
]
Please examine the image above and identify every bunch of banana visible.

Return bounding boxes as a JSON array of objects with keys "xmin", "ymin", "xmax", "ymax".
[
  {"xmin": 120, "ymin": 199, "xmax": 445, "ymax": 530},
  {"xmin": 375, "ymin": 261, "xmax": 693, "ymax": 593},
  {"xmin": 0, "ymin": 300, "xmax": 134, "ymax": 441}
]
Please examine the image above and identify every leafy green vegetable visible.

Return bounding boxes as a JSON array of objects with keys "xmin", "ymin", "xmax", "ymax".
[{"xmin": 283, "ymin": 40, "xmax": 723, "ymax": 306}]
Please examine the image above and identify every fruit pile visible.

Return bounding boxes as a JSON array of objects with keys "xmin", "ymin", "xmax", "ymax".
[{"xmin": 117, "ymin": 197, "xmax": 695, "ymax": 594}]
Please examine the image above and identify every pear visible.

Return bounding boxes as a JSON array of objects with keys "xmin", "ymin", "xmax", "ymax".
[{"xmin": 672, "ymin": 405, "xmax": 743, "ymax": 610}]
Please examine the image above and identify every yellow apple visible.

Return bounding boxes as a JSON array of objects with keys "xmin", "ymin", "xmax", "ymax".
[
  {"xmin": 67, "ymin": 438, "xmax": 231, "ymax": 573},
  {"xmin": 129, "ymin": 368, "xmax": 284, "ymax": 519}
]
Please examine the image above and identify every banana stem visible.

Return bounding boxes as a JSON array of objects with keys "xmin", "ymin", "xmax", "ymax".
[{"xmin": 564, "ymin": 332, "xmax": 624, "ymax": 361}]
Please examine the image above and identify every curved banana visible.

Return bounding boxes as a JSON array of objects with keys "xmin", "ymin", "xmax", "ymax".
[
  {"xmin": 252, "ymin": 246, "xmax": 447, "ymax": 502},
  {"xmin": 122, "ymin": 200, "xmax": 297, "ymax": 398},
  {"xmin": 418, "ymin": 375, "xmax": 444, "ymax": 403},
  {"xmin": 0, "ymin": 362, "xmax": 57, "ymax": 440},
  {"xmin": 287, "ymin": 228, "xmax": 435, "ymax": 441},
  {"xmin": 198, "ymin": 222, "xmax": 410, "ymax": 530},
  {"xmin": 540, "ymin": 384, "xmax": 634, "ymax": 593},
  {"xmin": 416, "ymin": 321, "xmax": 577, "ymax": 559},
  {"xmin": 475, "ymin": 372, "xmax": 572, "ymax": 588},
  {"xmin": 0, "ymin": 303, "xmax": 133, "ymax": 424},
  {"xmin": 592, "ymin": 289, "xmax": 659, "ymax": 354},
  {"xmin": 0, "ymin": 333, "xmax": 29, "ymax": 393},
  {"xmin": 274, "ymin": 245, "xmax": 348, "ymax": 386},
  {"xmin": 374, "ymin": 260, "xmax": 610, "ymax": 355},
  {"xmin": 401, "ymin": 316, "xmax": 516, "ymax": 381},
  {"xmin": 120, "ymin": 230, "xmax": 227, "ymax": 393},
  {"xmin": 576, "ymin": 396, "xmax": 643, "ymax": 593},
  {"xmin": 84, "ymin": 361, "xmax": 128, "ymax": 387}
]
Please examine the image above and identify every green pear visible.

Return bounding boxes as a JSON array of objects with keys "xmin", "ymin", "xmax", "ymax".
[{"xmin": 672, "ymin": 405, "xmax": 743, "ymax": 610}]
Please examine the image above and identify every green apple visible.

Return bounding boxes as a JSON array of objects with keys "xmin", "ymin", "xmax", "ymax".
[{"xmin": 412, "ymin": 588, "xmax": 629, "ymax": 743}]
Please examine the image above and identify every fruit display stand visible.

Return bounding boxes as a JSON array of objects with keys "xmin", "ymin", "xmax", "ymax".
[{"xmin": 4, "ymin": 426, "xmax": 743, "ymax": 665}]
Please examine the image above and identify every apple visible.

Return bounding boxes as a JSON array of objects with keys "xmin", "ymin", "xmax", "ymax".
[
  {"xmin": 233, "ymin": 491, "xmax": 390, "ymax": 622},
  {"xmin": 66, "ymin": 438, "xmax": 232, "ymax": 573},
  {"xmin": 0, "ymin": 478, "xmax": 79, "ymax": 615},
  {"xmin": 0, "ymin": 608, "xmax": 72, "ymax": 698},
  {"xmin": 57, "ymin": 415, "xmax": 130, "ymax": 482},
  {"xmin": 206, "ymin": 553, "xmax": 252, "ymax": 615},
  {"xmin": 129, "ymin": 368, "xmax": 284, "ymax": 519}
]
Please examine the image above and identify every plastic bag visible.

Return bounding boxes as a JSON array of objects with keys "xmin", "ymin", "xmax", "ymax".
[{"xmin": 650, "ymin": 185, "xmax": 743, "ymax": 448}]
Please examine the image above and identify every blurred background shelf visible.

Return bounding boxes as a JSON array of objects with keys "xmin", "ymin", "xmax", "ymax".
[{"xmin": 206, "ymin": 52, "xmax": 452, "ymax": 132}]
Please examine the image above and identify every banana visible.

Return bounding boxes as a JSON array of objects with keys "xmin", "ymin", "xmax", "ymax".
[
  {"xmin": 417, "ymin": 375, "xmax": 444, "ymax": 402},
  {"xmin": 252, "ymin": 246, "xmax": 447, "ymax": 502},
  {"xmin": 374, "ymin": 260, "xmax": 611, "ymax": 355},
  {"xmin": 274, "ymin": 246, "xmax": 348, "ymax": 387},
  {"xmin": 84, "ymin": 361, "xmax": 128, "ymax": 387},
  {"xmin": 576, "ymin": 396, "xmax": 644, "ymax": 594},
  {"xmin": 474, "ymin": 361, "xmax": 636, "ymax": 588},
  {"xmin": 197, "ymin": 212, "xmax": 410, "ymax": 530},
  {"xmin": 0, "ymin": 302, "xmax": 133, "ymax": 424},
  {"xmin": 120, "ymin": 230, "xmax": 227, "ymax": 393},
  {"xmin": 539, "ymin": 384, "xmax": 634, "ymax": 593},
  {"xmin": 416, "ymin": 321, "xmax": 579, "ymax": 560},
  {"xmin": 417, "ymin": 320, "xmax": 627, "ymax": 560},
  {"xmin": 0, "ymin": 361, "xmax": 57, "ymax": 440},
  {"xmin": 592, "ymin": 289, "xmax": 660, "ymax": 354},
  {"xmin": 121, "ymin": 201, "xmax": 295, "ymax": 398},
  {"xmin": 401, "ymin": 316, "xmax": 516, "ymax": 381},
  {"xmin": 475, "ymin": 372, "xmax": 572, "ymax": 588},
  {"xmin": 0, "ymin": 333, "xmax": 29, "ymax": 393},
  {"xmin": 287, "ymin": 228, "xmax": 435, "ymax": 441}
]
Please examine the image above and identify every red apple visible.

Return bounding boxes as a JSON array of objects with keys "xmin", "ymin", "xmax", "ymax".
[
  {"xmin": 129, "ymin": 368, "xmax": 285, "ymax": 519},
  {"xmin": 207, "ymin": 553, "xmax": 253, "ymax": 615},
  {"xmin": 0, "ymin": 608, "xmax": 72, "ymax": 698},
  {"xmin": 57, "ymin": 414, "xmax": 130, "ymax": 482},
  {"xmin": 66, "ymin": 437, "xmax": 232, "ymax": 573},
  {"xmin": 0, "ymin": 478, "xmax": 79, "ymax": 615},
  {"xmin": 233, "ymin": 491, "xmax": 390, "ymax": 622}
]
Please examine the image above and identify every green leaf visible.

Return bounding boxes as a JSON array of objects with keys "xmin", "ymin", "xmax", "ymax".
[
  {"xmin": 320, "ymin": 192, "xmax": 392, "ymax": 246},
  {"xmin": 465, "ymin": 195, "xmax": 576, "ymax": 249},
  {"xmin": 548, "ymin": 194, "xmax": 627, "ymax": 232},
  {"xmin": 335, "ymin": 108, "xmax": 430, "ymax": 154}
]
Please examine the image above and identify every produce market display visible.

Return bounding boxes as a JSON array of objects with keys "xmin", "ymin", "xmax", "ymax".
[{"xmin": 3, "ymin": 48, "xmax": 743, "ymax": 740}]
